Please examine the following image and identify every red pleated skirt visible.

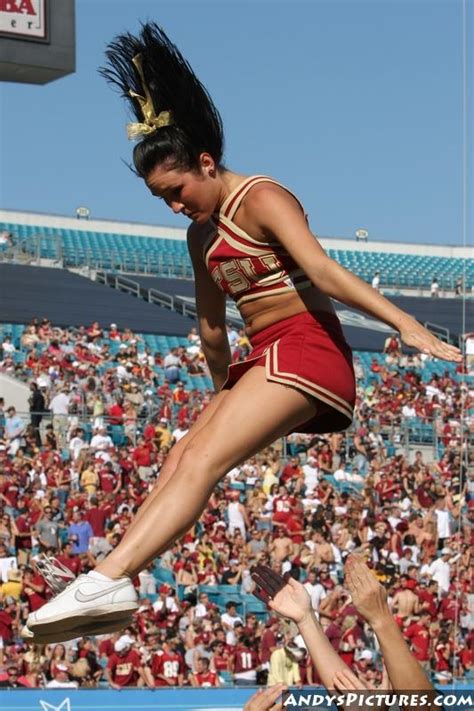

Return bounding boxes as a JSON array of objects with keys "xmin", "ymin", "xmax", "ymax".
[{"xmin": 222, "ymin": 310, "xmax": 355, "ymax": 434}]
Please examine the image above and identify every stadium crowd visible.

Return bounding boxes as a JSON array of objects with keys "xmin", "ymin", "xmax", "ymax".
[{"xmin": 0, "ymin": 318, "xmax": 472, "ymax": 689}]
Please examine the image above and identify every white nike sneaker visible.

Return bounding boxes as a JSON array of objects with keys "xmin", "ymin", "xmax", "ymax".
[
  {"xmin": 26, "ymin": 571, "xmax": 138, "ymax": 637},
  {"xmin": 21, "ymin": 613, "xmax": 133, "ymax": 645}
]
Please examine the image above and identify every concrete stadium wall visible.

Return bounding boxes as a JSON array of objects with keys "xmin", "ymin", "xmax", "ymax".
[{"xmin": 0, "ymin": 373, "xmax": 29, "ymax": 413}]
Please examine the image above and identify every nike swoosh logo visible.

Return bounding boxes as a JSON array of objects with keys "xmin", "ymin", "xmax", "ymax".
[{"xmin": 74, "ymin": 580, "xmax": 131, "ymax": 603}]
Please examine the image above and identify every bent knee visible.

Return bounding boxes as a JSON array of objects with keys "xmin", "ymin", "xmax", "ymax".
[{"xmin": 179, "ymin": 439, "xmax": 224, "ymax": 480}]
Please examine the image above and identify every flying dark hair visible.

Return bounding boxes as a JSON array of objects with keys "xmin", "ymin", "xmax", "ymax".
[{"xmin": 100, "ymin": 22, "xmax": 225, "ymax": 177}]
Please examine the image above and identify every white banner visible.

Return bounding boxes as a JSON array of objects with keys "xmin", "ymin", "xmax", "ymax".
[{"xmin": 0, "ymin": 0, "xmax": 47, "ymax": 40}]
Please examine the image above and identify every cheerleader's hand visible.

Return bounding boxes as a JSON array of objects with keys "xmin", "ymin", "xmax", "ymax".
[
  {"xmin": 398, "ymin": 320, "xmax": 462, "ymax": 362},
  {"xmin": 332, "ymin": 668, "xmax": 368, "ymax": 691},
  {"xmin": 251, "ymin": 565, "xmax": 312, "ymax": 625},
  {"xmin": 344, "ymin": 555, "xmax": 389, "ymax": 627},
  {"xmin": 243, "ymin": 683, "xmax": 287, "ymax": 711}
]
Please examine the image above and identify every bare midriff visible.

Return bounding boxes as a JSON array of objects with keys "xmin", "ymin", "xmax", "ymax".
[{"xmin": 240, "ymin": 287, "xmax": 335, "ymax": 337}]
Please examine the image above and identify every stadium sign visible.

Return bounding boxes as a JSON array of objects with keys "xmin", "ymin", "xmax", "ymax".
[{"xmin": 0, "ymin": 0, "xmax": 48, "ymax": 41}]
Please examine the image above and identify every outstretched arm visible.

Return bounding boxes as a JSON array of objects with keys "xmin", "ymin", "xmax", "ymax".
[
  {"xmin": 247, "ymin": 185, "xmax": 461, "ymax": 363},
  {"xmin": 251, "ymin": 566, "xmax": 362, "ymax": 691},
  {"xmin": 344, "ymin": 554, "xmax": 433, "ymax": 691}
]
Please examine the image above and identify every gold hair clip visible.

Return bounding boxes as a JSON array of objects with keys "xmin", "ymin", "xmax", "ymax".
[{"xmin": 127, "ymin": 54, "xmax": 173, "ymax": 140}]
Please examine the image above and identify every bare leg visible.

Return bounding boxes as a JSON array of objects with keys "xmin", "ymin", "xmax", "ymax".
[
  {"xmin": 97, "ymin": 367, "xmax": 316, "ymax": 579},
  {"xmin": 118, "ymin": 391, "xmax": 228, "ymax": 541}
]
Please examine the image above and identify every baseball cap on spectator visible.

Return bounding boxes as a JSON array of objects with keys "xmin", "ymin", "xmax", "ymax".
[
  {"xmin": 56, "ymin": 663, "xmax": 69, "ymax": 673},
  {"xmin": 266, "ymin": 617, "xmax": 279, "ymax": 626},
  {"xmin": 159, "ymin": 584, "xmax": 171, "ymax": 594},
  {"xmin": 359, "ymin": 650, "xmax": 373, "ymax": 661},
  {"xmin": 110, "ymin": 323, "xmax": 117, "ymax": 328},
  {"xmin": 119, "ymin": 634, "xmax": 135, "ymax": 646},
  {"xmin": 285, "ymin": 643, "xmax": 305, "ymax": 660},
  {"xmin": 114, "ymin": 638, "xmax": 131, "ymax": 653},
  {"xmin": 440, "ymin": 548, "xmax": 452, "ymax": 556}
]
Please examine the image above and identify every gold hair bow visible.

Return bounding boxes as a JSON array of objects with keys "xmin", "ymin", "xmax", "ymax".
[{"xmin": 127, "ymin": 54, "xmax": 173, "ymax": 140}]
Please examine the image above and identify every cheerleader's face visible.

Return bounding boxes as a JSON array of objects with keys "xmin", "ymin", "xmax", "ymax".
[{"xmin": 145, "ymin": 153, "xmax": 220, "ymax": 224}]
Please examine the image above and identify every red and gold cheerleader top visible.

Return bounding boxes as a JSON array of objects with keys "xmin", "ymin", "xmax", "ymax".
[{"xmin": 204, "ymin": 175, "xmax": 314, "ymax": 307}]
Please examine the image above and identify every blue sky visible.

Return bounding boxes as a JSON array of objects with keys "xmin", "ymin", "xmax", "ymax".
[{"xmin": 0, "ymin": 0, "xmax": 471, "ymax": 246}]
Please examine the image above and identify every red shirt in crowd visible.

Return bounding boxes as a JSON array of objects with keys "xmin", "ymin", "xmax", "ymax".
[
  {"xmin": 23, "ymin": 574, "xmax": 47, "ymax": 612},
  {"xmin": 151, "ymin": 649, "xmax": 185, "ymax": 686},
  {"xmin": 416, "ymin": 589, "xmax": 438, "ymax": 618},
  {"xmin": 272, "ymin": 494, "xmax": 295, "ymax": 525},
  {"xmin": 108, "ymin": 403, "xmax": 124, "ymax": 425},
  {"xmin": 132, "ymin": 444, "xmax": 153, "ymax": 467},
  {"xmin": 99, "ymin": 468, "xmax": 116, "ymax": 493},
  {"xmin": 0, "ymin": 610, "xmax": 13, "ymax": 641},
  {"xmin": 193, "ymin": 670, "xmax": 219, "ymax": 687},
  {"xmin": 107, "ymin": 649, "xmax": 142, "ymax": 687},
  {"xmin": 233, "ymin": 644, "xmax": 259, "ymax": 674},
  {"xmin": 15, "ymin": 514, "xmax": 34, "ymax": 550},
  {"xmin": 404, "ymin": 622, "xmax": 430, "ymax": 661},
  {"xmin": 285, "ymin": 514, "xmax": 305, "ymax": 544},
  {"xmin": 85, "ymin": 505, "xmax": 111, "ymax": 537},
  {"xmin": 434, "ymin": 642, "xmax": 450, "ymax": 672},
  {"xmin": 55, "ymin": 552, "xmax": 83, "ymax": 577}
]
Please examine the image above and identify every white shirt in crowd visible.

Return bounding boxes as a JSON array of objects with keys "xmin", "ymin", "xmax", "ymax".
[
  {"xmin": 303, "ymin": 580, "xmax": 327, "ymax": 611},
  {"xmin": 435, "ymin": 509, "xmax": 451, "ymax": 539},
  {"xmin": 69, "ymin": 436, "xmax": 87, "ymax": 460},
  {"xmin": 334, "ymin": 466, "xmax": 349, "ymax": 481},
  {"xmin": 428, "ymin": 558, "xmax": 451, "ymax": 594},
  {"xmin": 163, "ymin": 353, "xmax": 180, "ymax": 368},
  {"xmin": 46, "ymin": 679, "xmax": 79, "ymax": 689},
  {"xmin": 302, "ymin": 460, "xmax": 319, "ymax": 493},
  {"xmin": 36, "ymin": 373, "xmax": 51, "ymax": 389},
  {"xmin": 49, "ymin": 392, "xmax": 70, "ymax": 415},
  {"xmin": 2, "ymin": 340, "xmax": 15, "ymax": 354},
  {"xmin": 152, "ymin": 595, "xmax": 179, "ymax": 615},
  {"xmin": 90, "ymin": 433, "xmax": 113, "ymax": 451},
  {"xmin": 220, "ymin": 611, "xmax": 243, "ymax": 646}
]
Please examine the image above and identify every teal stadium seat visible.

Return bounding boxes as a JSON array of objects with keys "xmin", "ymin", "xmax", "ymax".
[{"xmin": 1, "ymin": 219, "xmax": 472, "ymax": 287}]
